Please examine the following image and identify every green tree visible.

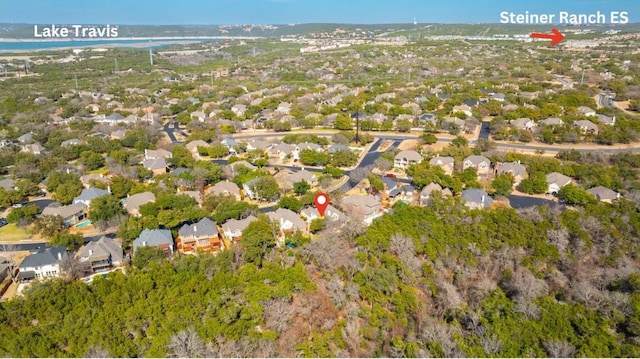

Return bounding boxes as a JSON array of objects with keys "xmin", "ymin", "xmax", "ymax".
[
  {"xmin": 368, "ymin": 174, "xmax": 385, "ymax": 192},
  {"xmin": 170, "ymin": 146, "xmax": 195, "ymax": 168},
  {"xmin": 329, "ymin": 149, "xmax": 358, "ymax": 167},
  {"xmin": 241, "ymin": 218, "xmax": 276, "ymax": 268},
  {"xmin": 33, "ymin": 215, "xmax": 65, "ymax": 238},
  {"xmin": 51, "ymin": 230, "xmax": 84, "ymax": 250},
  {"xmin": 293, "ymin": 181, "xmax": 310, "ymax": 196},
  {"xmin": 396, "ymin": 119, "xmax": 412, "ymax": 133},
  {"xmin": 89, "ymin": 195, "xmax": 124, "ymax": 222},
  {"xmin": 558, "ymin": 184, "xmax": 596, "ymax": 206},
  {"xmin": 110, "ymin": 175, "xmax": 134, "ymax": 198},
  {"xmin": 133, "ymin": 246, "xmax": 168, "ymax": 269},
  {"xmin": 82, "ymin": 152, "xmax": 105, "ymax": 171},
  {"xmin": 309, "ymin": 218, "xmax": 325, "ymax": 233},
  {"xmin": 518, "ymin": 172, "xmax": 548, "ymax": 194},
  {"xmin": 207, "ymin": 144, "xmax": 230, "ymax": 159},
  {"xmin": 451, "ymin": 135, "xmax": 469, "ymax": 147},
  {"xmin": 492, "ymin": 173, "xmax": 515, "ymax": 196},
  {"xmin": 54, "ymin": 182, "xmax": 82, "ymax": 205},
  {"xmin": 250, "ymin": 177, "xmax": 280, "ymax": 202},
  {"xmin": 334, "ymin": 114, "xmax": 354, "ymax": 131},
  {"xmin": 299, "ymin": 149, "xmax": 330, "ymax": 166},
  {"xmin": 421, "ymin": 132, "xmax": 438, "ymax": 145},
  {"xmin": 6, "ymin": 205, "xmax": 39, "ymax": 224},
  {"xmin": 277, "ymin": 195, "xmax": 302, "ymax": 212}
]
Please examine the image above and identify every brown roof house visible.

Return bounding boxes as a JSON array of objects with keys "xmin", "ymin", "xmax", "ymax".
[
  {"xmin": 394, "ymin": 150, "xmax": 422, "ymax": 170},
  {"xmin": 419, "ymin": 183, "xmax": 453, "ymax": 206},
  {"xmin": 222, "ymin": 215, "xmax": 258, "ymax": 243},
  {"xmin": 341, "ymin": 194, "xmax": 384, "ymax": 225},
  {"xmin": 77, "ymin": 236, "xmax": 124, "ymax": 273},
  {"xmin": 177, "ymin": 217, "xmax": 222, "ymax": 254},
  {"xmin": 267, "ymin": 208, "xmax": 308, "ymax": 238},
  {"xmin": 496, "ymin": 161, "xmax": 528, "ymax": 186},
  {"xmin": 463, "ymin": 155, "xmax": 491, "ymax": 178},
  {"xmin": 429, "ymin": 155, "xmax": 455, "ymax": 175},
  {"xmin": 41, "ymin": 203, "xmax": 86, "ymax": 227},
  {"xmin": 207, "ymin": 181, "xmax": 241, "ymax": 201},
  {"xmin": 123, "ymin": 192, "xmax": 156, "ymax": 217}
]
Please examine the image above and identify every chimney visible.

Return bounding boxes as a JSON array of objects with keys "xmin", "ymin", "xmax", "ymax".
[
  {"xmin": 107, "ymin": 185, "xmax": 111, "ymax": 194},
  {"xmin": 57, "ymin": 252, "xmax": 62, "ymax": 261},
  {"xmin": 142, "ymin": 241, "xmax": 147, "ymax": 246},
  {"xmin": 194, "ymin": 225, "xmax": 197, "ymax": 233},
  {"xmin": 89, "ymin": 249, "xmax": 93, "ymax": 256},
  {"xmin": 481, "ymin": 195, "xmax": 485, "ymax": 203}
]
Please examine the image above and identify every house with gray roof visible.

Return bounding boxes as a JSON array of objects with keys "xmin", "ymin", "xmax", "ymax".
[
  {"xmin": 496, "ymin": 161, "xmax": 528, "ymax": 186},
  {"xmin": 587, "ymin": 186, "xmax": 620, "ymax": 203},
  {"xmin": 177, "ymin": 217, "xmax": 221, "ymax": 254},
  {"xmin": 461, "ymin": 189, "xmax": 493, "ymax": 210},
  {"xmin": 21, "ymin": 143, "xmax": 45, "ymax": 155},
  {"xmin": 77, "ymin": 236, "xmax": 124, "ymax": 272},
  {"xmin": 144, "ymin": 148, "xmax": 172, "ymax": 160},
  {"xmin": 574, "ymin": 120, "xmax": 599, "ymax": 135},
  {"xmin": 18, "ymin": 246, "xmax": 67, "ymax": 282},
  {"xmin": 143, "ymin": 158, "xmax": 168, "ymax": 176},
  {"xmin": 510, "ymin": 118, "xmax": 536, "ymax": 131},
  {"xmin": 73, "ymin": 187, "xmax": 109, "ymax": 208},
  {"xmin": 222, "ymin": 215, "xmax": 258, "ymax": 242},
  {"xmin": 286, "ymin": 169, "xmax": 318, "ymax": 187},
  {"xmin": 123, "ymin": 192, "xmax": 156, "ymax": 217},
  {"xmin": 185, "ymin": 140, "xmax": 209, "ymax": 155},
  {"xmin": 595, "ymin": 114, "xmax": 615, "ymax": 126},
  {"xmin": 0, "ymin": 178, "xmax": 16, "ymax": 191},
  {"xmin": 539, "ymin": 117, "xmax": 564, "ymax": 127},
  {"xmin": 61, "ymin": 138, "xmax": 85, "ymax": 147},
  {"xmin": 301, "ymin": 204, "xmax": 346, "ymax": 224},
  {"xmin": 269, "ymin": 143, "xmax": 295, "ymax": 159},
  {"xmin": 546, "ymin": 172, "xmax": 572, "ymax": 194},
  {"xmin": 578, "ymin": 106, "xmax": 596, "ymax": 117},
  {"xmin": 247, "ymin": 139, "xmax": 272, "ymax": 152},
  {"xmin": 41, "ymin": 203, "xmax": 86, "ymax": 227},
  {"xmin": 17, "ymin": 132, "xmax": 34, "ymax": 144},
  {"xmin": 133, "ymin": 229, "xmax": 174, "ymax": 256},
  {"xmin": 80, "ymin": 173, "xmax": 109, "ymax": 188},
  {"xmin": 394, "ymin": 150, "xmax": 422, "ymax": 170}
]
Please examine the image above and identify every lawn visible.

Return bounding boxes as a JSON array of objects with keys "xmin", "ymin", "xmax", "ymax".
[{"xmin": 0, "ymin": 224, "xmax": 29, "ymax": 242}]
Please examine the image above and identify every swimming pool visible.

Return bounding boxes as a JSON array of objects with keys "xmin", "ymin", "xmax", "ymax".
[{"xmin": 75, "ymin": 220, "xmax": 93, "ymax": 228}]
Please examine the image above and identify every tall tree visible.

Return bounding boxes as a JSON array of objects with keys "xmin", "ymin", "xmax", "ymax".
[{"xmin": 241, "ymin": 218, "xmax": 276, "ymax": 268}]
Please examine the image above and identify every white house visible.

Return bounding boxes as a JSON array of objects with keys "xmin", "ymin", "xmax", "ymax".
[
  {"xmin": 18, "ymin": 246, "xmax": 66, "ymax": 282},
  {"xmin": 394, "ymin": 150, "xmax": 422, "ymax": 170}
]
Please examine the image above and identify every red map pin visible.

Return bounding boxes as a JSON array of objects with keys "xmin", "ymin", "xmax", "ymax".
[{"xmin": 314, "ymin": 192, "xmax": 329, "ymax": 217}]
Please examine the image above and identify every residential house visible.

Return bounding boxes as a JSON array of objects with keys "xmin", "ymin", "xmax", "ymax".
[
  {"xmin": 443, "ymin": 117, "xmax": 466, "ymax": 131},
  {"xmin": 587, "ymin": 186, "xmax": 620, "ymax": 203},
  {"xmin": 578, "ymin": 106, "xmax": 596, "ymax": 117},
  {"xmin": 143, "ymin": 158, "xmax": 168, "ymax": 176},
  {"xmin": 429, "ymin": 156, "xmax": 455, "ymax": 176},
  {"xmin": 301, "ymin": 204, "xmax": 346, "ymax": 224},
  {"xmin": 286, "ymin": 169, "xmax": 318, "ymax": 188},
  {"xmin": 22, "ymin": 143, "xmax": 45, "ymax": 155},
  {"xmin": 17, "ymin": 132, "xmax": 34, "ymax": 144},
  {"xmin": 179, "ymin": 191, "xmax": 203, "ymax": 206},
  {"xmin": 0, "ymin": 178, "xmax": 16, "ymax": 191},
  {"xmin": 452, "ymin": 104, "xmax": 473, "ymax": 117},
  {"xmin": 502, "ymin": 104, "xmax": 519, "ymax": 113},
  {"xmin": 227, "ymin": 161, "xmax": 257, "ymax": 177},
  {"xmin": 546, "ymin": 172, "xmax": 572, "ymax": 194},
  {"xmin": 177, "ymin": 217, "xmax": 222, "ymax": 254},
  {"xmin": 207, "ymin": 181, "xmax": 241, "ymax": 200},
  {"xmin": 297, "ymin": 142, "xmax": 322, "ymax": 152},
  {"xmin": 41, "ymin": 203, "xmax": 86, "ymax": 227},
  {"xmin": 382, "ymin": 176, "xmax": 399, "ymax": 197},
  {"xmin": 510, "ymin": 118, "xmax": 536, "ymax": 131},
  {"xmin": 573, "ymin": 120, "xmax": 599, "ymax": 135},
  {"xmin": 394, "ymin": 150, "xmax": 422, "ymax": 170},
  {"xmin": 185, "ymin": 140, "xmax": 209, "ymax": 155},
  {"xmin": 341, "ymin": 194, "xmax": 384, "ymax": 225},
  {"xmin": 247, "ymin": 139, "xmax": 272, "ymax": 152},
  {"xmin": 461, "ymin": 188, "xmax": 493, "ymax": 210},
  {"xmin": 389, "ymin": 184, "xmax": 416, "ymax": 203},
  {"xmin": 77, "ymin": 236, "xmax": 124, "ymax": 273},
  {"xmin": 419, "ymin": 113, "xmax": 438, "ymax": 127},
  {"xmin": 491, "ymin": 93, "xmax": 506, "ymax": 102},
  {"xmin": 18, "ymin": 246, "xmax": 66, "ymax": 282},
  {"xmin": 267, "ymin": 208, "xmax": 308, "ymax": 236},
  {"xmin": 539, "ymin": 117, "xmax": 564, "ymax": 127},
  {"xmin": 73, "ymin": 187, "xmax": 109, "ymax": 208},
  {"xmin": 269, "ymin": 143, "xmax": 295, "ymax": 160},
  {"xmin": 144, "ymin": 148, "xmax": 172, "ymax": 161},
  {"xmin": 221, "ymin": 138, "xmax": 237, "ymax": 152},
  {"xmin": 110, "ymin": 129, "xmax": 127, "ymax": 140},
  {"xmin": 190, "ymin": 111, "xmax": 209, "ymax": 122},
  {"xmin": 133, "ymin": 229, "xmax": 174, "ymax": 256},
  {"xmin": 520, "ymin": 91, "xmax": 539, "ymax": 101},
  {"xmin": 61, "ymin": 138, "xmax": 85, "ymax": 147},
  {"xmin": 419, "ymin": 183, "xmax": 453, "ymax": 206},
  {"xmin": 496, "ymin": 161, "xmax": 528, "ymax": 186},
  {"xmin": 463, "ymin": 155, "xmax": 492, "ymax": 177},
  {"xmin": 231, "ymin": 104, "xmax": 247, "ymax": 117},
  {"xmin": 123, "ymin": 192, "xmax": 156, "ymax": 216},
  {"xmin": 595, "ymin": 114, "xmax": 615, "ymax": 126},
  {"xmin": 222, "ymin": 215, "xmax": 258, "ymax": 242}
]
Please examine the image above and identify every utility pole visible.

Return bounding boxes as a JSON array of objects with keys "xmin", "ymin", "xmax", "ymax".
[
  {"xmin": 74, "ymin": 74, "xmax": 78, "ymax": 90},
  {"xmin": 580, "ymin": 68, "xmax": 585, "ymax": 86},
  {"xmin": 149, "ymin": 47, "xmax": 154, "ymax": 66},
  {"xmin": 114, "ymin": 58, "xmax": 119, "ymax": 72}
]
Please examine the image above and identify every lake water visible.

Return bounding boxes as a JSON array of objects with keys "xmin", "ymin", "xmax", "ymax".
[{"xmin": 0, "ymin": 38, "xmax": 216, "ymax": 52}]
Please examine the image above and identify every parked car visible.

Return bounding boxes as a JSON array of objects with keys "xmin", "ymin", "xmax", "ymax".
[{"xmin": 0, "ymin": 218, "xmax": 8, "ymax": 227}]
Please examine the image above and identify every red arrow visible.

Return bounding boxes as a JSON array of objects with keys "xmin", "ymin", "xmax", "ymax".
[{"xmin": 530, "ymin": 28, "xmax": 565, "ymax": 46}]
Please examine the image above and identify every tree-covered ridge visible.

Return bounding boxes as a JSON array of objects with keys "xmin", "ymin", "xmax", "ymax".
[{"xmin": 2, "ymin": 196, "xmax": 639, "ymax": 357}]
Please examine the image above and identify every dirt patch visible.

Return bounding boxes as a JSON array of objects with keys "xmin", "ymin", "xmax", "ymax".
[
  {"xmin": 377, "ymin": 140, "xmax": 394, "ymax": 152},
  {"xmin": 397, "ymin": 139, "xmax": 419, "ymax": 151}
]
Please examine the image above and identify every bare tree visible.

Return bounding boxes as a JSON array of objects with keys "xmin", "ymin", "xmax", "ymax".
[
  {"xmin": 547, "ymin": 228, "xmax": 570, "ymax": 257},
  {"xmin": 569, "ymin": 280, "xmax": 604, "ymax": 310},
  {"xmin": 262, "ymin": 298, "xmax": 294, "ymax": 333},
  {"xmin": 544, "ymin": 340, "xmax": 575, "ymax": 358},
  {"xmin": 326, "ymin": 275, "xmax": 347, "ymax": 309},
  {"xmin": 59, "ymin": 253, "xmax": 90, "ymax": 282},
  {"xmin": 481, "ymin": 334, "xmax": 502, "ymax": 355},
  {"xmin": 0, "ymin": 244, "xmax": 20, "ymax": 283},
  {"xmin": 84, "ymin": 344, "xmax": 111, "ymax": 358},
  {"xmin": 374, "ymin": 157, "xmax": 393, "ymax": 172},
  {"xmin": 349, "ymin": 164, "xmax": 375, "ymax": 184},
  {"xmin": 505, "ymin": 267, "xmax": 548, "ymax": 301},
  {"xmin": 166, "ymin": 327, "xmax": 209, "ymax": 358}
]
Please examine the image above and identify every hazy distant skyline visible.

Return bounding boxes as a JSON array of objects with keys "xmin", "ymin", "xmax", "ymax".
[{"xmin": 0, "ymin": 0, "xmax": 638, "ymax": 25}]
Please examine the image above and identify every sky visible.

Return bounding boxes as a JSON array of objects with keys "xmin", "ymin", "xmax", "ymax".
[{"xmin": 0, "ymin": 0, "xmax": 637, "ymax": 25}]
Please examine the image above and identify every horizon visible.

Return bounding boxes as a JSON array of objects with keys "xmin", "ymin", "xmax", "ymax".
[{"xmin": 0, "ymin": 0, "xmax": 638, "ymax": 25}]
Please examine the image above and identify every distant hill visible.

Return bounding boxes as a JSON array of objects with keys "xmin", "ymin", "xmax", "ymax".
[{"xmin": 1, "ymin": 22, "xmax": 639, "ymax": 39}]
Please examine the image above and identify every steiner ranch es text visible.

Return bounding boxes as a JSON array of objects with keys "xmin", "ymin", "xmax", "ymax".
[
  {"xmin": 500, "ymin": 10, "xmax": 629, "ymax": 25},
  {"xmin": 34, "ymin": 24, "xmax": 118, "ymax": 38}
]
